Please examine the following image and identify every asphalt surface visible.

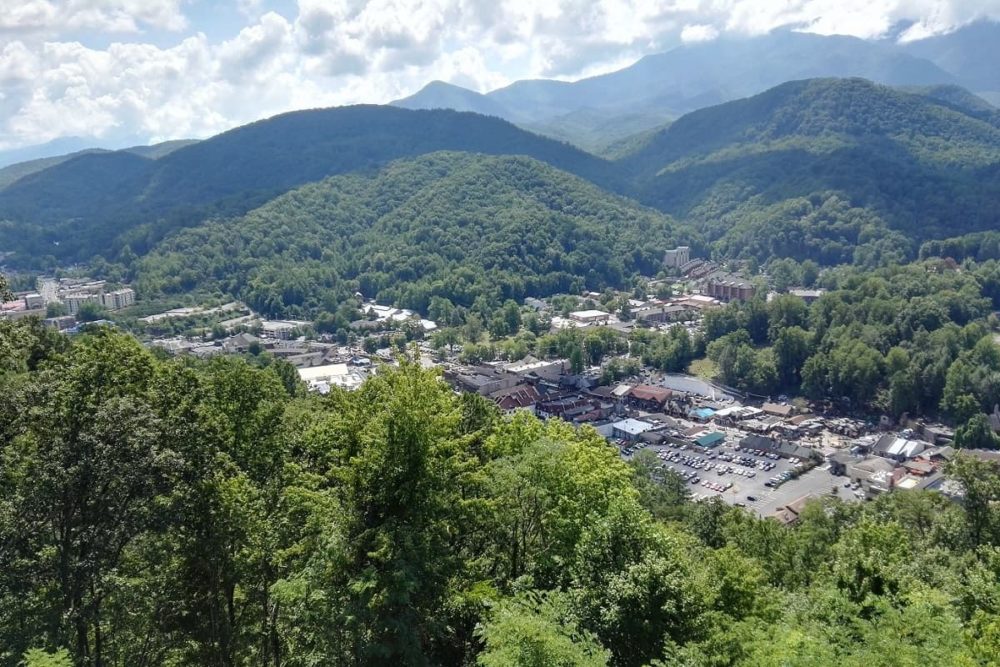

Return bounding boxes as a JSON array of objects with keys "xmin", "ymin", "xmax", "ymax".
[{"xmin": 620, "ymin": 431, "xmax": 859, "ymax": 518}]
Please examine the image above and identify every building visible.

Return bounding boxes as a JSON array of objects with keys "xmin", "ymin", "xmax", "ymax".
[
  {"xmin": 761, "ymin": 402, "xmax": 794, "ymax": 419},
  {"xmin": 872, "ymin": 434, "xmax": 928, "ymax": 462},
  {"xmin": 505, "ymin": 358, "xmax": 568, "ymax": 382},
  {"xmin": 446, "ymin": 366, "xmax": 521, "ymax": 396},
  {"xmin": 612, "ymin": 418, "xmax": 655, "ymax": 441},
  {"xmin": 23, "ymin": 293, "xmax": 44, "ymax": 310},
  {"xmin": 789, "ymin": 288, "xmax": 824, "ymax": 304},
  {"xmin": 694, "ymin": 432, "xmax": 725, "ymax": 448},
  {"xmin": 101, "ymin": 288, "xmax": 136, "ymax": 311},
  {"xmin": 491, "ymin": 384, "xmax": 541, "ymax": 414},
  {"xmin": 634, "ymin": 303, "xmax": 692, "ymax": 324},
  {"xmin": 705, "ymin": 275, "xmax": 756, "ymax": 302},
  {"xmin": 663, "ymin": 246, "xmax": 691, "ymax": 269},
  {"xmin": 846, "ymin": 456, "xmax": 900, "ymax": 496},
  {"xmin": 740, "ymin": 434, "xmax": 820, "ymax": 461},
  {"xmin": 63, "ymin": 293, "xmax": 102, "ymax": 315},
  {"xmin": 260, "ymin": 320, "xmax": 309, "ymax": 340},
  {"xmin": 774, "ymin": 495, "xmax": 815, "ymax": 525},
  {"xmin": 627, "ymin": 385, "xmax": 672, "ymax": 411},
  {"xmin": 298, "ymin": 363, "xmax": 366, "ymax": 392},
  {"xmin": 569, "ymin": 309, "xmax": 610, "ymax": 325}
]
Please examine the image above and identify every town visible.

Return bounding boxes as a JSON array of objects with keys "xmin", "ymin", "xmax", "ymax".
[{"xmin": 3, "ymin": 247, "xmax": 985, "ymax": 524}]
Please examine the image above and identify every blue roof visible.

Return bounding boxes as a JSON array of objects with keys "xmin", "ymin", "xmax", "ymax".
[
  {"xmin": 695, "ymin": 432, "xmax": 725, "ymax": 448},
  {"xmin": 691, "ymin": 407, "xmax": 715, "ymax": 419}
]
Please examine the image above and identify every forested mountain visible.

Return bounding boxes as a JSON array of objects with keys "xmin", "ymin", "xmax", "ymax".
[
  {"xmin": 621, "ymin": 78, "xmax": 1000, "ymax": 266},
  {"xmin": 134, "ymin": 152, "xmax": 689, "ymax": 319},
  {"xmin": 3, "ymin": 321, "xmax": 1000, "ymax": 666},
  {"xmin": 0, "ymin": 140, "xmax": 198, "ymax": 191},
  {"xmin": 0, "ymin": 106, "xmax": 612, "ymax": 266}
]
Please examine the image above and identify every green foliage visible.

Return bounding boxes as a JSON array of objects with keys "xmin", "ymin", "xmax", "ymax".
[
  {"xmin": 2, "ymin": 325, "xmax": 1000, "ymax": 665},
  {"xmin": 625, "ymin": 78, "xmax": 1000, "ymax": 267},
  {"xmin": 476, "ymin": 593, "xmax": 610, "ymax": 667},
  {"xmin": 133, "ymin": 153, "xmax": 686, "ymax": 323},
  {"xmin": 20, "ymin": 649, "xmax": 71, "ymax": 667}
]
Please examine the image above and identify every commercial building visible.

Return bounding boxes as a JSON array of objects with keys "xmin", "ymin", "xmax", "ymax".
[
  {"xmin": 569, "ymin": 309, "xmax": 611, "ymax": 325},
  {"xmin": 663, "ymin": 246, "xmax": 691, "ymax": 269},
  {"xmin": 101, "ymin": 288, "xmax": 136, "ymax": 310},
  {"xmin": 63, "ymin": 293, "xmax": 102, "ymax": 315}
]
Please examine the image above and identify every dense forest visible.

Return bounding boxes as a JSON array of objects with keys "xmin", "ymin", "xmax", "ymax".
[
  {"xmin": 623, "ymin": 79, "xmax": 1000, "ymax": 264},
  {"xmin": 2, "ymin": 319, "xmax": 1000, "ymax": 666},
  {"xmin": 132, "ymin": 153, "xmax": 691, "ymax": 320},
  {"xmin": 693, "ymin": 259, "xmax": 1000, "ymax": 432}
]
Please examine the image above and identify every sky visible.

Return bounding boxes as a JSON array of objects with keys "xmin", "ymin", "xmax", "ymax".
[{"xmin": 0, "ymin": 0, "xmax": 999, "ymax": 151}]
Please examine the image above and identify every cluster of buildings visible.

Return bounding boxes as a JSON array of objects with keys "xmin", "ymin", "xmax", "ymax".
[
  {"xmin": 663, "ymin": 246, "xmax": 757, "ymax": 302},
  {"xmin": 0, "ymin": 276, "xmax": 135, "ymax": 325}
]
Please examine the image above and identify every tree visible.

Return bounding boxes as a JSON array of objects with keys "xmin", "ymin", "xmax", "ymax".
[
  {"xmin": 46, "ymin": 301, "xmax": 68, "ymax": 318},
  {"xmin": 0, "ymin": 273, "xmax": 11, "ymax": 303},
  {"xmin": 76, "ymin": 301, "xmax": 106, "ymax": 322},
  {"xmin": 773, "ymin": 326, "xmax": 811, "ymax": 387},
  {"xmin": 464, "ymin": 314, "xmax": 484, "ymax": 343},
  {"xmin": 476, "ymin": 594, "xmax": 609, "ymax": 667},
  {"xmin": 955, "ymin": 413, "xmax": 999, "ymax": 450}
]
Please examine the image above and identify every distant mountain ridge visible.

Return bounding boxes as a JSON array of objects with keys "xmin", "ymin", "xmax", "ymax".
[
  {"xmin": 392, "ymin": 24, "xmax": 998, "ymax": 153},
  {"xmin": 0, "ymin": 139, "xmax": 198, "ymax": 191}
]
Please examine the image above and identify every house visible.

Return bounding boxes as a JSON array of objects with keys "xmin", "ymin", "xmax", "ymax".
[
  {"xmin": 761, "ymin": 402, "xmax": 794, "ymax": 419},
  {"xmin": 627, "ymin": 385, "xmax": 672, "ymax": 411},
  {"xmin": 774, "ymin": 495, "xmax": 815, "ymax": 525},
  {"xmin": 872, "ymin": 434, "xmax": 927, "ymax": 462},
  {"xmin": 828, "ymin": 451, "xmax": 856, "ymax": 476},
  {"xmin": 612, "ymin": 418, "xmax": 655, "ymax": 441},
  {"xmin": 788, "ymin": 288, "xmax": 824, "ymax": 304},
  {"xmin": 491, "ymin": 384, "xmax": 541, "ymax": 414}
]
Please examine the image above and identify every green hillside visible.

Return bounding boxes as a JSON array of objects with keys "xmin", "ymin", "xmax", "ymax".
[
  {"xmin": 0, "ymin": 106, "xmax": 613, "ymax": 267},
  {"xmin": 623, "ymin": 78, "xmax": 1000, "ymax": 265},
  {"xmin": 135, "ymin": 152, "xmax": 689, "ymax": 319}
]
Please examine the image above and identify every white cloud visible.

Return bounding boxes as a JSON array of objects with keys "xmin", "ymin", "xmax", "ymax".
[
  {"xmin": 680, "ymin": 23, "xmax": 719, "ymax": 42},
  {"xmin": 0, "ymin": 0, "xmax": 188, "ymax": 34},
  {"xmin": 0, "ymin": 0, "xmax": 999, "ymax": 150}
]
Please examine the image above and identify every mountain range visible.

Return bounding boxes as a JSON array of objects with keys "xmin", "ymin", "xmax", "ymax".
[
  {"xmin": 393, "ymin": 23, "xmax": 1000, "ymax": 154},
  {"xmin": 0, "ymin": 75, "xmax": 997, "ymax": 317}
]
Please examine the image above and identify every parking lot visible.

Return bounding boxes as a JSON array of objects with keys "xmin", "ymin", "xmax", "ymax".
[{"xmin": 621, "ymin": 436, "xmax": 850, "ymax": 517}]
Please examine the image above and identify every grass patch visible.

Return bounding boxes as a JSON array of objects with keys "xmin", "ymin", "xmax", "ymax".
[{"xmin": 688, "ymin": 357, "xmax": 720, "ymax": 381}]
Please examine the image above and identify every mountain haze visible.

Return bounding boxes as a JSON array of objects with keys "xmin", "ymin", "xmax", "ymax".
[{"xmin": 394, "ymin": 29, "xmax": 972, "ymax": 151}]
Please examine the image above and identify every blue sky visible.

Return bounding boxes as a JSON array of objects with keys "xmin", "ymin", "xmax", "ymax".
[{"xmin": 0, "ymin": 0, "xmax": 998, "ymax": 151}]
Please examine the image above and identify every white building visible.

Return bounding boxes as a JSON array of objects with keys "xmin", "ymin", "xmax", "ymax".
[
  {"xmin": 569, "ymin": 309, "xmax": 610, "ymax": 325},
  {"xmin": 101, "ymin": 288, "xmax": 136, "ymax": 311},
  {"xmin": 663, "ymin": 246, "xmax": 691, "ymax": 269},
  {"xmin": 63, "ymin": 293, "xmax": 102, "ymax": 315},
  {"xmin": 298, "ymin": 363, "xmax": 366, "ymax": 393}
]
